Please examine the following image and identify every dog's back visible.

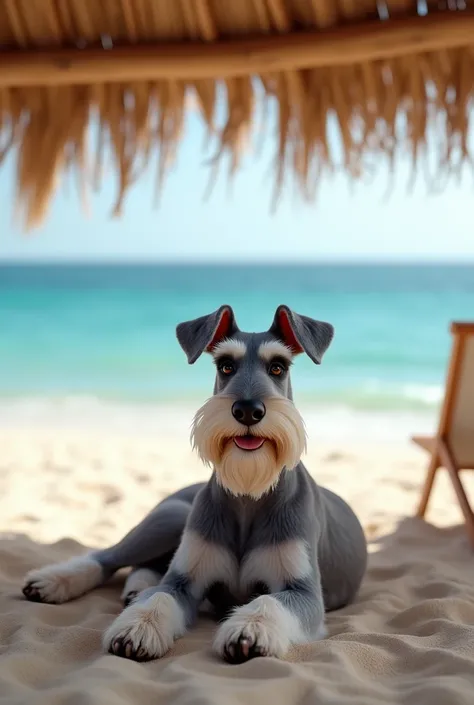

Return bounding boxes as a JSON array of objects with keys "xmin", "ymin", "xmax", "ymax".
[{"xmin": 310, "ymin": 477, "xmax": 367, "ymax": 611}]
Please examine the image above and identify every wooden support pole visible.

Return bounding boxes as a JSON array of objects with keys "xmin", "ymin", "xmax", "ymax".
[
  {"xmin": 415, "ymin": 444, "xmax": 440, "ymax": 519},
  {"xmin": 0, "ymin": 12, "xmax": 474, "ymax": 87},
  {"xmin": 439, "ymin": 439, "xmax": 474, "ymax": 548}
]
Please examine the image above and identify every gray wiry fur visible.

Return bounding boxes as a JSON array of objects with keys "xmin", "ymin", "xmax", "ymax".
[{"xmin": 22, "ymin": 305, "xmax": 367, "ymax": 664}]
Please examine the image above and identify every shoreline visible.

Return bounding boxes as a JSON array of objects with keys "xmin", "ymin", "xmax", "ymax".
[{"xmin": 0, "ymin": 396, "xmax": 437, "ymax": 443}]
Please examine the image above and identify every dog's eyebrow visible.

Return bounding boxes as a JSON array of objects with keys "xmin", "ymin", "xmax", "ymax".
[
  {"xmin": 258, "ymin": 341, "xmax": 294, "ymax": 364},
  {"xmin": 211, "ymin": 338, "xmax": 247, "ymax": 359}
]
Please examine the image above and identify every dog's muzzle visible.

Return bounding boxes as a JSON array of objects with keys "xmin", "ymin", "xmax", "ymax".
[{"xmin": 191, "ymin": 396, "xmax": 306, "ymax": 499}]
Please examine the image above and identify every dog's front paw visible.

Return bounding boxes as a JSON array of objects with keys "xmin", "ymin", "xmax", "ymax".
[
  {"xmin": 22, "ymin": 556, "xmax": 103, "ymax": 604},
  {"xmin": 103, "ymin": 592, "xmax": 186, "ymax": 662},
  {"xmin": 213, "ymin": 595, "xmax": 296, "ymax": 664}
]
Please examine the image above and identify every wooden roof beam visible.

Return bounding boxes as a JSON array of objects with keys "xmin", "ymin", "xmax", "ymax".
[{"xmin": 0, "ymin": 11, "xmax": 474, "ymax": 87}]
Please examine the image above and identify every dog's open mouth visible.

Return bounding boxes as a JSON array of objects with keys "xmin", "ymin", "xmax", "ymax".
[{"xmin": 233, "ymin": 436, "xmax": 265, "ymax": 451}]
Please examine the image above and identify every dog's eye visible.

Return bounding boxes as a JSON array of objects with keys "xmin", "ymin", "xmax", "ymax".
[
  {"xmin": 269, "ymin": 363, "xmax": 285, "ymax": 377},
  {"xmin": 219, "ymin": 361, "xmax": 235, "ymax": 376}
]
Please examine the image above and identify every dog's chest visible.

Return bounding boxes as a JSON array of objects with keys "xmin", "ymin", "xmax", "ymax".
[
  {"xmin": 203, "ymin": 554, "xmax": 273, "ymax": 612},
  {"xmin": 203, "ymin": 538, "xmax": 312, "ymax": 608}
]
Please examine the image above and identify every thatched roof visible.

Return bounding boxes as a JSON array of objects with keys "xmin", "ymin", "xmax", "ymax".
[{"xmin": 1, "ymin": 2, "xmax": 474, "ymax": 228}]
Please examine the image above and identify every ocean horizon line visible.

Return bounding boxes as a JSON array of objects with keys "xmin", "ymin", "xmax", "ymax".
[{"xmin": 2, "ymin": 259, "xmax": 474, "ymax": 267}]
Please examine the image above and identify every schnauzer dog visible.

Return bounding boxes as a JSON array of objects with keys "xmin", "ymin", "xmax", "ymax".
[{"xmin": 22, "ymin": 305, "xmax": 367, "ymax": 664}]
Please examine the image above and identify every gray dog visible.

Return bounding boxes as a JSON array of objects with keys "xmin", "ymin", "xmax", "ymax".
[{"xmin": 22, "ymin": 305, "xmax": 367, "ymax": 663}]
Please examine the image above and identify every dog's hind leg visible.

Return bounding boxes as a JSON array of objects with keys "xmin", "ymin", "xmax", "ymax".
[{"xmin": 22, "ymin": 497, "xmax": 192, "ymax": 604}]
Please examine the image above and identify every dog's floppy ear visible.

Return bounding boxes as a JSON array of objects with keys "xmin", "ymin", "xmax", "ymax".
[
  {"xmin": 176, "ymin": 305, "xmax": 238, "ymax": 364},
  {"xmin": 269, "ymin": 305, "xmax": 334, "ymax": 364}
]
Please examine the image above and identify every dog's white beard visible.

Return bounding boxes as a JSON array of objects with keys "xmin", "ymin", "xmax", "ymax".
[{"xmin": 191, "ymin": 396, "xmax": 306, "ymax": 499}]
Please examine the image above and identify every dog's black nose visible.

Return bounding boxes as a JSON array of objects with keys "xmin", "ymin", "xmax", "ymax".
[{"xmin": 232, "ymin": 400, "xmax": 266, "ymax": 426}]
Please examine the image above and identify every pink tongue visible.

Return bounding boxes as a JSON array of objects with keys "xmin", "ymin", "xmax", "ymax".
[{"xmin": 234, "ymin": 436, "xmax": 265, "ymax": 451}]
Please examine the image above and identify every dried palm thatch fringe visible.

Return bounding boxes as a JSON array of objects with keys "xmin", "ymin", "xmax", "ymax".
[{"xmin": 0, "ymin": 1, "xmax": 474, "ymax": 228}]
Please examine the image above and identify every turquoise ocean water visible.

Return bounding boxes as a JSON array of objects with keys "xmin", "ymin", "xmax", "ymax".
[{"xmin": 1, "ymin": 264, "xmax": 473, "ymax": 419}]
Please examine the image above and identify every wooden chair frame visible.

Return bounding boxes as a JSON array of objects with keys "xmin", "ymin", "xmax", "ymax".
[{"xmin": 413, "ymin": 322, "xmax": 474, "ymax": 547}]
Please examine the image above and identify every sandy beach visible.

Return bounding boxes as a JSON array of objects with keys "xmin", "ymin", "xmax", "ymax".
[
  {"xmin": 0, "ymin": 406, "xmax": 469, "ymax": 547},
  {"xmin": 1, "ymin": 410, "xmax": 474, "ymax": 704}
]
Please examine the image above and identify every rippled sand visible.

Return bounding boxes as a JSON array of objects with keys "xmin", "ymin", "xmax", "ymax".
[{"xmin": 0, "ymin": 425, "xmax": 473, "ymax": 705}]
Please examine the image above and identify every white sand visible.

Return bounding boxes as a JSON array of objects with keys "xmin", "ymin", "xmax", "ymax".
[
  {"xmin": 0, "ymin": 421, "xmax": 469, "ymax": 546},
  {"xmin": 1, "ymin": 416, "xmax": 474, "ymax": 704}
]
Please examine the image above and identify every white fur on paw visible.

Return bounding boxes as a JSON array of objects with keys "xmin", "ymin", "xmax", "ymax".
[
  {"xmin": 103, "ymin": 592, "xmax": 186, "ymax": 661},
  {"xmin": 23, "ymin": 556, "xmax": 103, "ymax": 604},
  {"xmin": 121, "ymin": 568, "xmax": 162, "ymax": 605},
  {"xmin": 213, "ymin": 595, "xmax": 313, "ymax": 662}
]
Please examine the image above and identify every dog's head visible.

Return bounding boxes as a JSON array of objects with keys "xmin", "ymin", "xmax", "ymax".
[{"xmin": 176, "ymin": 305, "xmax": 334, "ymax": 499}]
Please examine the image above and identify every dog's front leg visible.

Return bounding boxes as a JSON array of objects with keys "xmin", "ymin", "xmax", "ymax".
[
  {"xmin": 103, "ymin": 528, "xmax": 237, "ymax": 661},
  {"xmin": 213, "ymin": 572, "xmax": 326, "ymax": 663},
  {"xmin": 103, "ymin": 569, "xmax": 200, "ymax": 662}
]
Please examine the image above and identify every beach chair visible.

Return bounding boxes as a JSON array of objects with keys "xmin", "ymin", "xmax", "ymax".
[{"xmin": 413, "ymin": 322, "xmax": 474, "ymax": 546}]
